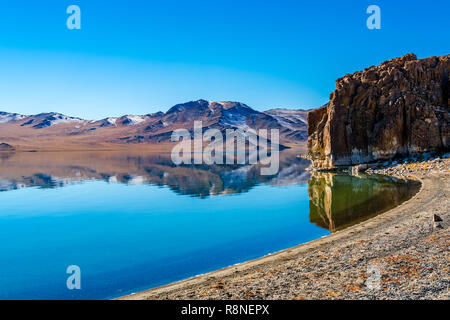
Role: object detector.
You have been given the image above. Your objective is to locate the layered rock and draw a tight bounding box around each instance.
[308,53,450,169]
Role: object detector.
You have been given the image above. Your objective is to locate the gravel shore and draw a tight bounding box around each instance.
[121,158,449,300]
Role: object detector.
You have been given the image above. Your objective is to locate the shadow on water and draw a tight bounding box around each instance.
[308,172,421,232]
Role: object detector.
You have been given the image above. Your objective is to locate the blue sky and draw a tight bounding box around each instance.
[0,0,448,119]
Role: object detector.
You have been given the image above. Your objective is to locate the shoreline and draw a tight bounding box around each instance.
[119,158,449,300]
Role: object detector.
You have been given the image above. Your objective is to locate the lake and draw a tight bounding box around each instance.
[0,151,420,299]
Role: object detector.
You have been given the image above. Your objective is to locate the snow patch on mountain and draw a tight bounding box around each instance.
[0,112,27,123]
[219,112,249,130]
[106,118,118,126]
[122,115,148,125]
[264,109,308,130]
[31,114,84,128]
[50,115,84,125]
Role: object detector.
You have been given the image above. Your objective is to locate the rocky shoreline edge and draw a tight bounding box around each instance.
[119,158,449,300]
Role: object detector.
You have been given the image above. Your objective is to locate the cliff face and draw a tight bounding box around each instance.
[308,53,450,169]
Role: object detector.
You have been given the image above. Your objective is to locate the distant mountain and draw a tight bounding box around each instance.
[0,100,312,151]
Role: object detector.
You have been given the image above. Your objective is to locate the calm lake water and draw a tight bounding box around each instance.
[0,152,420,299]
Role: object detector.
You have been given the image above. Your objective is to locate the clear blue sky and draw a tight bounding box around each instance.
[0,0,448,119]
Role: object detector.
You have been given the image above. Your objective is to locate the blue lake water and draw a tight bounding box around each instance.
[0,152,420,299]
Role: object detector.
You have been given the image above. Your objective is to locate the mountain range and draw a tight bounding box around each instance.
[0,100,310,151]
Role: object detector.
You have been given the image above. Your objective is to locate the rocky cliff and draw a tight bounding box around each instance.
[308,53,450,169]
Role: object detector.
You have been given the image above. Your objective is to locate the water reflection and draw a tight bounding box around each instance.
[0,151,421,232]
[308,172,421,232]
[0,151,310,197]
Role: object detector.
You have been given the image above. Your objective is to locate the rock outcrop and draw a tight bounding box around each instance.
[308,53,450,169]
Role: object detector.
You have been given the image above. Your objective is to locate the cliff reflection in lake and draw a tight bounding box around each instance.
[308,172,421,232]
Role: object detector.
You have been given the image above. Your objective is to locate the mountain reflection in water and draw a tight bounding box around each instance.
[0,151,420,232]
[0,151,311,197]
